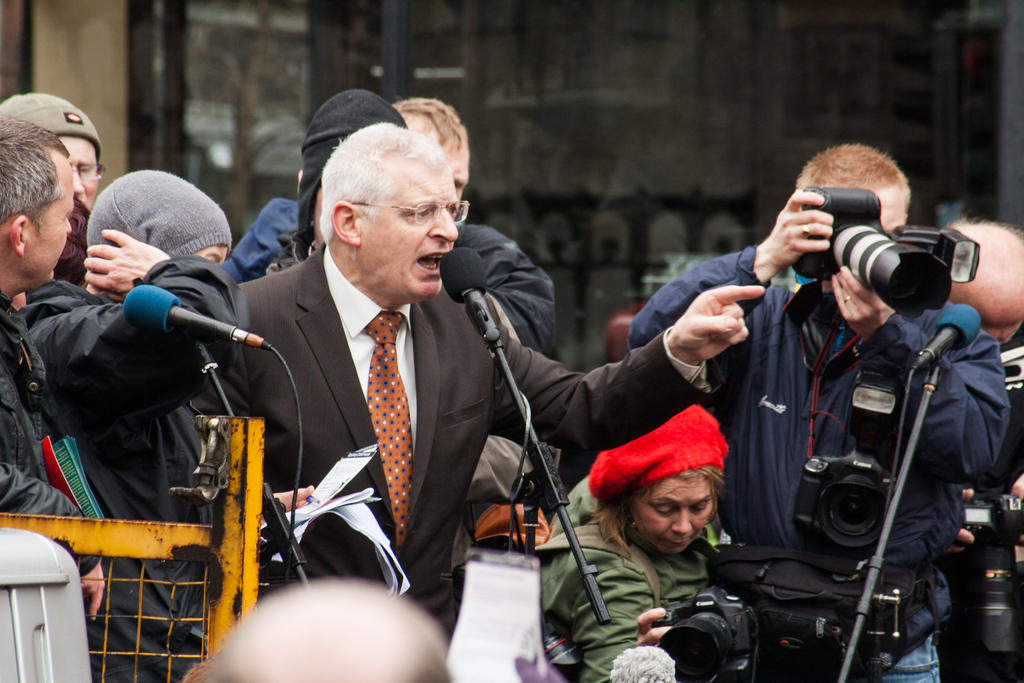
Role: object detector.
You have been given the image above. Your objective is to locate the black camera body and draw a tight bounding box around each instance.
[542,619,583,680]
[955,495,1024,653]
[793,187,953,316]
[793,371,899,548]
[963,493,1024,545]
[794,187,883,280]
[655,586,754,683]
[793,453,892,548]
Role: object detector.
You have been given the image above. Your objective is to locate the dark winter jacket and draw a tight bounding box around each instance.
[0,295,81,517]
[21,256,247,682]
[456,223,556,355]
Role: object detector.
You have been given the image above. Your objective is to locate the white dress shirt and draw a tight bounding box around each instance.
[323,250,417,447]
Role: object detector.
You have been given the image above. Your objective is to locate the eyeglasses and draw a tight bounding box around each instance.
[71,163,105,181]
[350,200,469,225]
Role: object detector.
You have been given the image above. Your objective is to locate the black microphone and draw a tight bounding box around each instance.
[440,247,502,346]
[123,284,268,349]
[910,303,981,371]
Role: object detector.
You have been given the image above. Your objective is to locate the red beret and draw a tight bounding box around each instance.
[588,405,727,501]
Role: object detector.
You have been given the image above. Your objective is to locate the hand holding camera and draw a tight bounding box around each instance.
[635,606,672,647]
[652,586,755,683]
[791,187,977,316]
[752,188,834,282]
[831,265,895,340]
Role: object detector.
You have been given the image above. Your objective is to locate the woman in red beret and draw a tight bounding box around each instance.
[538,405,727,683]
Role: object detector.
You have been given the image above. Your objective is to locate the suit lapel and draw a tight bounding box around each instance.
[409,302,439,518]
[293,254,389,504]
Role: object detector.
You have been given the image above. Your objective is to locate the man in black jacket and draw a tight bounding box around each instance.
[0,117,104,613]
[21,169,246,682]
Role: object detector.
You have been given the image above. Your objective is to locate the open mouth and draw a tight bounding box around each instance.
[418,254,444,270]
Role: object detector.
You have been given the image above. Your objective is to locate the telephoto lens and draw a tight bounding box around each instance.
[794,187,951,315]
[962,544,1022,652]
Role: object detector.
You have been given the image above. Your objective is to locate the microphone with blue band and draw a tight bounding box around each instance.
[910,303,981,371]
[123,284,268,349]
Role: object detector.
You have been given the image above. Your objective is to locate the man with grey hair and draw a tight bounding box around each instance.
[207,579,451,683]
[947,219,1024,344]
[209,121,763,629]
[0,116,104,611]
[0,116,76,513]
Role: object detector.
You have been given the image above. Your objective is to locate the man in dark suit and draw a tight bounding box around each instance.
[211,121,764,629]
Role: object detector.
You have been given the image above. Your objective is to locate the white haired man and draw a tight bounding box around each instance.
[206,121,763,629]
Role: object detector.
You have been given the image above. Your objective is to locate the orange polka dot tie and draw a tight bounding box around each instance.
[366,311,413,547]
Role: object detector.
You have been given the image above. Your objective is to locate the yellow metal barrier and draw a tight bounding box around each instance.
[0,416,263,678]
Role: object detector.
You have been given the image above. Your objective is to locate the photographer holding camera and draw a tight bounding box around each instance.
[628,144,1009,680]
[539,406,727,683]
[937,218,1024,682]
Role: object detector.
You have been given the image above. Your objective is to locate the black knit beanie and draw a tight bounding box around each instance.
[293,89,406,261]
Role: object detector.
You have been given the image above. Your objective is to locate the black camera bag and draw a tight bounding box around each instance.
[709,544,935,677]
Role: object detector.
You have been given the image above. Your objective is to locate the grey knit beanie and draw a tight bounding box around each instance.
[0,92,102,159]
[87,170,232,257]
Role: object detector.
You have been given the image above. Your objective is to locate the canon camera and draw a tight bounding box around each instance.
[655,586,754,683]
[793,372,899,548]
[794,187,978,316]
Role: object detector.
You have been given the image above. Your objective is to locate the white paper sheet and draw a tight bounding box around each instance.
[447,550,548,683]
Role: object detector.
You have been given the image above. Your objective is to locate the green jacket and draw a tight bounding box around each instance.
[539,479,714,683]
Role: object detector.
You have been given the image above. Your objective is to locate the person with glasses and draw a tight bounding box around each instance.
[201,121,764,632]
[227,91,557,358]
[0,93,105,211]
[0,94,105,298]
[222,89,408,282]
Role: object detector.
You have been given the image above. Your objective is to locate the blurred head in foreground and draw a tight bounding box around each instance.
[207,579,451,683]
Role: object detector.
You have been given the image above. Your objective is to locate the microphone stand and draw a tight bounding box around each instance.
[197,344,308,584]
[480,327,610,625]
[837,363,943,683]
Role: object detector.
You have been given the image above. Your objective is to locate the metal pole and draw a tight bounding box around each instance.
[381,0,411,101]
[998,0,1024,223]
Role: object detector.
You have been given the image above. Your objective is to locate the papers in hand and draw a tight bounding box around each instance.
[308,443,378,505]
[278,487,409,596]
[290,488,379,526]
[270,445,410,595]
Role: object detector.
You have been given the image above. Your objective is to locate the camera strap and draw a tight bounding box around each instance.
[785,282,861,379]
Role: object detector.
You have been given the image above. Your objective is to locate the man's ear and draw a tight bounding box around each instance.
[331,202,361,247]
[3,215,29,258]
